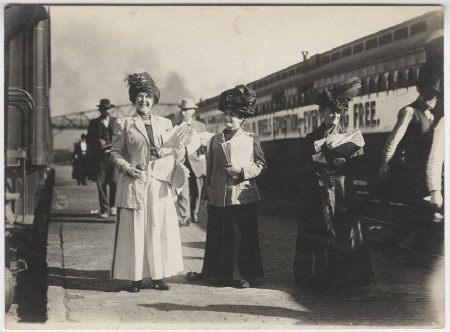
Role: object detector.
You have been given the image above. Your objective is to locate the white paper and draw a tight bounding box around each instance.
[161,122,188,148]
[186,133,201,155]
[151,155,175,182]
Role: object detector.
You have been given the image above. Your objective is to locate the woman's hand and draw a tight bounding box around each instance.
[176,126,193,146]
[225,164,242,178]
[379,161,390,179]
[333,157,346,167]
[125,166,144,179]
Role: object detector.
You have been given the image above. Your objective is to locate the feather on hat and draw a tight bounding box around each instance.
[315,77,361,112]
[126,72,160,105]
[218,84,257,117]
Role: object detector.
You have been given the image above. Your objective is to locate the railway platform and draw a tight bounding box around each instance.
[5,165,444,329]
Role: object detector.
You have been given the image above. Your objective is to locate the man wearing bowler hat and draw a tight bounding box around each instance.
[87,98,119,218]
[175,98,207,226]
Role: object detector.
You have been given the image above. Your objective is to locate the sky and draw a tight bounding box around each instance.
[49,5,440,116]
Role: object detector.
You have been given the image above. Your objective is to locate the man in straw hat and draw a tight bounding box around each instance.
[87,98,119,218]
[174,98,208,226]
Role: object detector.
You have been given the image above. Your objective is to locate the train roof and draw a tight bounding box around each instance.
[198,9,442,110]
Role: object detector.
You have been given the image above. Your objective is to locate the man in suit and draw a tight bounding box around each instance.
[87,98,119,218]
[72,133,88,186]
[175,98,207,226]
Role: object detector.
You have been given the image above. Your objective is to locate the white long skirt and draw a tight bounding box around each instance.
[111,176,184,281]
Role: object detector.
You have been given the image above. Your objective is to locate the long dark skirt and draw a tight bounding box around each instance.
[293,175,373,287]
[202,203,264,281]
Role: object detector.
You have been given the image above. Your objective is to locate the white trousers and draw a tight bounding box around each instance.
[111,176,184,281]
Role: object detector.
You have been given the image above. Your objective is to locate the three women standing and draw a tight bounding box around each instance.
[111,72,190,292]
[201,85,267,288]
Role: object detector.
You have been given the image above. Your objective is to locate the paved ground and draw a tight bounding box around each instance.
[5,165,445,329]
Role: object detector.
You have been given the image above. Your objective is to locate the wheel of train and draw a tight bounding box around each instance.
[5,267,15,313]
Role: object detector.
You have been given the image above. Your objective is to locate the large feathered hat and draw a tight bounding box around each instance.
[218,85,257,117]
[417,66,443,95]
[126,72,160,105]
[315,77,361,112]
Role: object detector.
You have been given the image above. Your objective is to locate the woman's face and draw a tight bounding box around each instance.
[223,110,244,130]
[135,92,154,114]
[419,86,439,110]
[321,106,341,127]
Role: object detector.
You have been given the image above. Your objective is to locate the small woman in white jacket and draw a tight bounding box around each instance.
[110,72,191,292]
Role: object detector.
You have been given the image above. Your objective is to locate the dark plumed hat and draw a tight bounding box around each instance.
[126,72,160,105]
[315,77,361,112]
[218,85,257,117]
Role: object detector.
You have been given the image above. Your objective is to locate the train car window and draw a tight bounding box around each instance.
[397,70,407,88]
[353,43,364,54]
[410,21,426,35]
[276,74,281,81]
[394,27,408,40]
[387,72,396,90]
[320,55,330,65]
[282,72,287,79]
[331,52,341,61]
[341,47,352,58]
[365,38,378,50]
[296,67,302,74]
[379,33,393,45]
[408,67,418,86]
[361,78,368,95]
[369,77,377,93]
[377,73,387,92]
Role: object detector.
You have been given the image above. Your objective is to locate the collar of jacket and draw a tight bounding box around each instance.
[131,113,160,144]
[216,127,244,144]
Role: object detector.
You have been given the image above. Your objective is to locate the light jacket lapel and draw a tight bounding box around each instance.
[151,115,162,149]
[132,114,149,143]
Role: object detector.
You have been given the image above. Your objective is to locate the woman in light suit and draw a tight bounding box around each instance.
[111,72,190,292]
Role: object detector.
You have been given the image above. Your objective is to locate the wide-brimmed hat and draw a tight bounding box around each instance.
[218,85,256,117]
[126,72,160,105]
[178,98,198,110]
[97,98,115,110]
[315,77,361,113]
[417,68,443,95]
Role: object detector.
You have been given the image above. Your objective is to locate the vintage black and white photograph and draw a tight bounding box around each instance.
[3,2,445,329]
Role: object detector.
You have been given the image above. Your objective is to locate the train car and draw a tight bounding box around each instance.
[196,10,443,197]
[4,5,54,313]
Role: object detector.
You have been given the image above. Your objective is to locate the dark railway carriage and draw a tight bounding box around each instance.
[4,5,53,314]
[196,11,443,251]
[197,11,443,190]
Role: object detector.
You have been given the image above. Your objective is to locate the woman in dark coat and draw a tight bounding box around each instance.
[293,77,373,289]
[200,85,267,289]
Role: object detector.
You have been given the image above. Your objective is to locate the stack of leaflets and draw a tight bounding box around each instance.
[312,130,365,164]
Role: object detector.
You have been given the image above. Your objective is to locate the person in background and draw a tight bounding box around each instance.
[427,98,444,213]
[293,77,373,289]
[379,68,442,263]
[110,72,191,292]
[87,98,119,218]
[175,98,208,226]
[72,133,88,186]
[197,85,266,289]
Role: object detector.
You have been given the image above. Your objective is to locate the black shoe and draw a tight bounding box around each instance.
[153,279,170,290]
[129,280,142,292]
[231,279,250,289]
